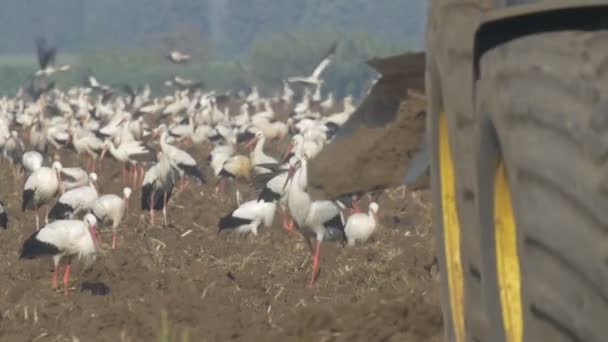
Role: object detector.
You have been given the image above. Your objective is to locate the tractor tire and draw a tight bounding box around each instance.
[475,30,608,342]
[428,58,488,341]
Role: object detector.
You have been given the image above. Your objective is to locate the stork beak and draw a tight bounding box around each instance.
[90,225,100,247]
[244,137,258,150]
[282,143,294,161]
[100,147,108,161]
[283,165,296,191]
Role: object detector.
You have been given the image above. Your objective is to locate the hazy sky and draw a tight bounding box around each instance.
[0,0,427,55]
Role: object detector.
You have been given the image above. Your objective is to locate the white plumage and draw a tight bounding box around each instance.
[21,150,44,174]
[93,187,132,249]
[141,152,179,226]
[218,199,277,235]
[344,202,379,246]
[49,173,98,220]
[248,131,279,175]
[60,167,90,191]
[23,161,63,229]
[287,42,336,87]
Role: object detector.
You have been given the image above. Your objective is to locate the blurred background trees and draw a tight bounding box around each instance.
[0,0,425,96]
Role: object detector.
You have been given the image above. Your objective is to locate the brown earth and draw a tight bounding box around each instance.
[0,109,442,341]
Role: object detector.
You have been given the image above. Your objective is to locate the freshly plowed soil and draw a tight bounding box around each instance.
[0,120,441,341]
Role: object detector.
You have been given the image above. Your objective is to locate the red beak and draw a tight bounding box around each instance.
[244,137,258,150]
[282,143,294,161]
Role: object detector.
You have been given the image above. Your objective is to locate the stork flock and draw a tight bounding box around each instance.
[1,39,384,295]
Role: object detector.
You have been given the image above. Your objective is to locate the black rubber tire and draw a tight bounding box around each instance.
[476,30,608,342]
[427,55,488,342]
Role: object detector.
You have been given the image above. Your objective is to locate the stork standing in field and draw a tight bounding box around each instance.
[20,213,99,295]
[287,42,337,87]
[285,156,345,286]
[246,131,279,175]
[92,187,131,249]
[4,130,25,179]
[344,202,379,246]
[48,173,98,220]
[159,130,205,189]
[23,161,63,230]
[141,152,179,226]
[218,198,277,236]
[100,139,149,188]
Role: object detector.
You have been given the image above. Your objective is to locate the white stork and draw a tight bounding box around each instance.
[141,152,179,226]
[218,199,277,236]
[246,131,279,175]
[19,213,99,295]
[167,51,192,64]
[287,42,337,87]
[285,156,345,286]
[92,187,132,249]
[344,202,379,246]
[23,161,63,229]
[48,173,98,220]
[159,130,205,188]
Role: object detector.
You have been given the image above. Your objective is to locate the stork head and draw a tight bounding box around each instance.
[123,187,132,199]
[369,202,379,221]
[51,161,63,173]
[83,213,99,247]
[245,131,263,150]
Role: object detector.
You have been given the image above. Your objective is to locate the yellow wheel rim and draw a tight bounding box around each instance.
[494,161,523,342]
[438,113,465,342]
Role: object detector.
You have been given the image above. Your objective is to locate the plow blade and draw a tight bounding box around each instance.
[308,52,428,199]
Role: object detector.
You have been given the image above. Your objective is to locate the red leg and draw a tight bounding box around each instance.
[112,231,117,249]
[63,263,71,296]
[132,165,137,189]
[309,240,322,287]
[52,264,59,289]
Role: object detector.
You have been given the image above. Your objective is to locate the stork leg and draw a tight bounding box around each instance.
[112,230,117,249]
[132,165,138,190]
[63,262,71,296]
[309,239,322,287]
[44,206,49,224]
[162,192,168,227]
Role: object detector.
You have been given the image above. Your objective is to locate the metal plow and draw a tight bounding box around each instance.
[308,52,428,200]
